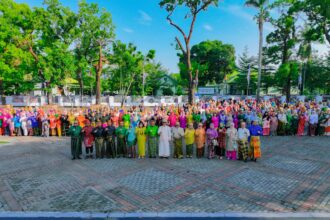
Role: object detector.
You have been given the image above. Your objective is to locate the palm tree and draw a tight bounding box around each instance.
[245,0,269,101]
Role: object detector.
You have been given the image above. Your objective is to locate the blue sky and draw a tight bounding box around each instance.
[16,0,329,73]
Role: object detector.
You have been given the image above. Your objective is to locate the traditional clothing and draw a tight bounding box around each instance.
[184,128,195,158]
[172,126,184,158]
[135,127,146,157]
[116,126,128,157]
[206,128,218,159]
[226,127,237,160]
[249,124,262,161]
[195,127,205,158]
[82,125,94,157]
[69,125,82,159]
[158,124,172,158]
[237,128,250,161]
[216,127,226,158]
[146,125,158,158]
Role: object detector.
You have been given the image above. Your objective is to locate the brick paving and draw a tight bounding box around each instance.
[0,136,329,213]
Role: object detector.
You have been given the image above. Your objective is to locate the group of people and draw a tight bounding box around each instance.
[0,97,329,162]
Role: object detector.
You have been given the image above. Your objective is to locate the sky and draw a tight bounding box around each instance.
[16,0,330,73]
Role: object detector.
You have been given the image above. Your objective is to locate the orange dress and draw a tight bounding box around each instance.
[195,128,205,148]
[77,115,85,128]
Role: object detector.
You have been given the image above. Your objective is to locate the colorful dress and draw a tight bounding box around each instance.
[135,127,146,157]
[184,128,195,157]
[195,128,205,158]
[249,125,262,160]
[226,127,238,160]
[146,125,158,158]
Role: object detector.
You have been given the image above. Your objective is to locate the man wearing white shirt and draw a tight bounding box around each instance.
[309,110,318,136]
[237,122,250,162]
[158,119,172,159]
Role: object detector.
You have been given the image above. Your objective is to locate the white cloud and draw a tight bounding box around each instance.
[138,10,152,25]
[203,24,213,31]
[123,28,134,33]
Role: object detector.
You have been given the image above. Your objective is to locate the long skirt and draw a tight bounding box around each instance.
[226,150,237,160]
[197,147,204,158]
[263,127,270,136]
[207,142,215,159]
[249,136,261,159]
[148,136,158,158]
[186,144,193,157]
[105,136,116,158]
[95,137,104,158]
[277,121,286,136]
[173,138,183,158]
[127,140,136,158]
[71,137,81,159]
[117,136,127,157]
[238,139,249,160]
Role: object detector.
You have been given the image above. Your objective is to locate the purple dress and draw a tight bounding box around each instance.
[179,115,187,129]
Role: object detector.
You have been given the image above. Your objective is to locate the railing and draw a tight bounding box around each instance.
[0,95,328,107]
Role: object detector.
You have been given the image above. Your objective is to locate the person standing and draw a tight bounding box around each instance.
[216,123,226,160]
[269,112,278,136]
[237,122,250,162]
[226,123,238,160]
[104,120,116,158]
[206,123,218,159]
[92,121,105,158]
[262,113,270,136]
[172,122,185,159]
[127,124,137,158]
[135,121,147,158]
[297,112,307,136]
[184,123,195,158]
[309,110,318,136]
[69,120,82,160]
[158,119,172,159]
[195,123,205,158]
[116,121,128,157]
[146,119,158,158]
[248,120,262,162]
[82,120,94,159]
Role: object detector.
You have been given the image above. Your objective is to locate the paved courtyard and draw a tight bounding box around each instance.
[0,136,329,213]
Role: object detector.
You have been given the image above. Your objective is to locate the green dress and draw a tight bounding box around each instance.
[123,114,130,129]
[146,125,158,157]
[69,126,82,159]
[116,126,128,157]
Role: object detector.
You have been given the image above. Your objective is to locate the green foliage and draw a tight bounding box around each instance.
[178,40,236,86]
[232,47,258,94]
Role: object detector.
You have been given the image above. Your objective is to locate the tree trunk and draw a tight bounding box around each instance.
[257,17,263,102]
[46,82,52,104]
[77,70,83,104]
[95,44,103,105]
[186,46,195,104]
[286,64,292,102]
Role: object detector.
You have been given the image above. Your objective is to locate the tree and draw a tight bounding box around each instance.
[266,9,298,100]
[290,0,330,45]
[74,0,115,104]
[245,0,270,101]
[235,47,258,95]
[0,0,34,96]
[159,0,219,104]
[105,41,155,106]
[179,40,236,86]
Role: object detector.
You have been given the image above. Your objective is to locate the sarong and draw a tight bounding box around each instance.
[249,136,261,159]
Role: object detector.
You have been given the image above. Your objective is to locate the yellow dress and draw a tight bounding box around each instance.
[135,127,146,157]
[186,114,193,124]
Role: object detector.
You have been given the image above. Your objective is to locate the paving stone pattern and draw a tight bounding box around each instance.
[0,136,329,213]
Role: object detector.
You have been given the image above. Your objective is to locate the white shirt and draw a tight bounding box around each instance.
[172,127,184,139]
[237,128,250,141]
[309,113,318,124]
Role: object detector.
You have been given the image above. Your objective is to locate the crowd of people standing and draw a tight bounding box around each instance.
[0,98,329,162]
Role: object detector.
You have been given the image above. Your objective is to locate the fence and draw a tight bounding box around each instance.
[1,95,328,107]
